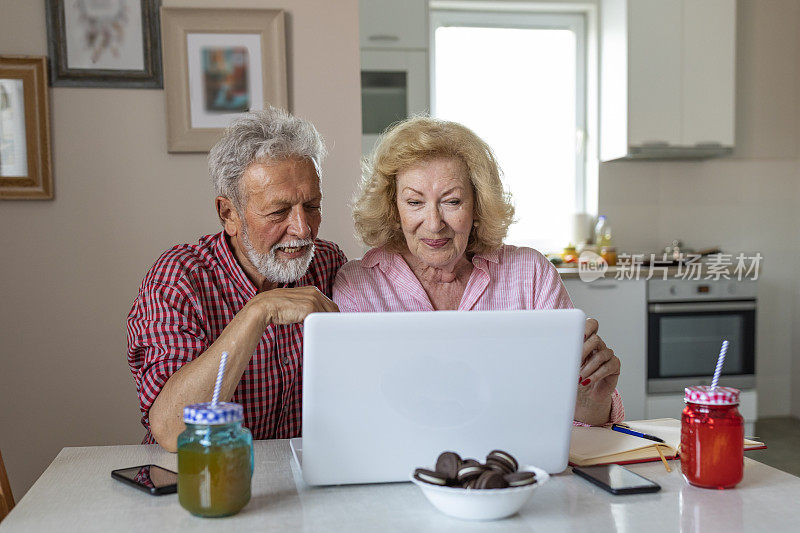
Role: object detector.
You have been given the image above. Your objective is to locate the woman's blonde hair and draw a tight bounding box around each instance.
[353,116,515,255]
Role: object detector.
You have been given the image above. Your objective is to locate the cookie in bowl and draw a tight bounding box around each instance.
[411,451,550,520]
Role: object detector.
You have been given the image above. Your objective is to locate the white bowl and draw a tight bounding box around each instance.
[410,465,549,521]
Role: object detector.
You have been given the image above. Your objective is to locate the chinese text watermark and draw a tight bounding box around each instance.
[577,252,762,282]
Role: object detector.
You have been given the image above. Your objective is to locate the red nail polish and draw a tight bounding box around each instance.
[581,378,591,386]
[578,376,583,383]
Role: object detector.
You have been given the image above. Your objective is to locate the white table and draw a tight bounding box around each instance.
[2,440,799,532]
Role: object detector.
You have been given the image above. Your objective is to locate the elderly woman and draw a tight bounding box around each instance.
[333,116,623,425]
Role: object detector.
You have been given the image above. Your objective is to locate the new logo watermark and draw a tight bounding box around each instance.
[578,251,608,282]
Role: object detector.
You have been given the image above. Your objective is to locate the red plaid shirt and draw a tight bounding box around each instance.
[126,232,346,443]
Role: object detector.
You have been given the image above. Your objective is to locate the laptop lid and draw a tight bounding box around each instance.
[300,309,585,485]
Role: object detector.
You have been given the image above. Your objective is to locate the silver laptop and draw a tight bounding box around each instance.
[291,309,585,485]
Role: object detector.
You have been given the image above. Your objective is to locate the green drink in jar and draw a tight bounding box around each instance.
[178,402,253,517]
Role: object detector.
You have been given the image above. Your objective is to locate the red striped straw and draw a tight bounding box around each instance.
[211,351,229,407]
[710,340,729,390]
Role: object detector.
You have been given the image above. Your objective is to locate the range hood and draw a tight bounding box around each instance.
[624,143,734,160]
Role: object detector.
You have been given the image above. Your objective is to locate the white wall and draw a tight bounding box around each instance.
[0,0,361,499]
[599,0,800,417]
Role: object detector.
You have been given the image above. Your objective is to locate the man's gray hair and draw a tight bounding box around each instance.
[208,107,327,210]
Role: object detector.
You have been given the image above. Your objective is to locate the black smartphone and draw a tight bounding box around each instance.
[111,465,178,495]
[572,464,661,495]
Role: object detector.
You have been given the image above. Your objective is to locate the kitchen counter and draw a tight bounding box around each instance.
[3,440,799,532]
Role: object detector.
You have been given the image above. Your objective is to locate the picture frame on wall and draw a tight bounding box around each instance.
[160,6,288,152]
[45,0,163,88]
[0,57,53,200]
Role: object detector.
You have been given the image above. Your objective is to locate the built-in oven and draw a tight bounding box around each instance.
[360,49,428,156]
[647,278,757,393]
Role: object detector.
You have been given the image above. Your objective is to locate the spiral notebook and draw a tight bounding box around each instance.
[569,418,766,467]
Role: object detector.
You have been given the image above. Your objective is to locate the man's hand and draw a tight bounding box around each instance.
[251,286,339,326]
[150,285,338,452]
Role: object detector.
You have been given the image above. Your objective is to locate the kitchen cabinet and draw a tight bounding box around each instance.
[359,0,428,50]
[359,0,429,157]
[600,0,736,160]
[563,278,647,420]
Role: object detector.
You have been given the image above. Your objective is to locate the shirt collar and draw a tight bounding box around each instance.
[361,246,390,270]
[474,247,501,265]
[213,231,258,298]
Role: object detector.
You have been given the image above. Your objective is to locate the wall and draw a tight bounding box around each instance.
[0,0,361,499]
[599,0,800,417]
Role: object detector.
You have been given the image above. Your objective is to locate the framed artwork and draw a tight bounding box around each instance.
[161,6,288,152]
[0,57,53,200]
[45,0,163,88]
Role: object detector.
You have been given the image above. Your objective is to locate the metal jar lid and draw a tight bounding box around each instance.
[183,402,243,425]
[684,385,740,406]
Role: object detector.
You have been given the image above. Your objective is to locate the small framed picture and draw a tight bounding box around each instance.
[161,6,288,152]
[0,57,53,200]
[45,0,163,88]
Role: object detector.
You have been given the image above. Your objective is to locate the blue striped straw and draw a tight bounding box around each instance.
[710,340,729,390]
[211,351,229,406]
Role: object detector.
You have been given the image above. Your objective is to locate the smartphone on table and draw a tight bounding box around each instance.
[572,464,661,495]
[111,465,177,495]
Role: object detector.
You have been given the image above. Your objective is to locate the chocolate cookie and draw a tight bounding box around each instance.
[486,450,518,474]
[504,471,537,487]
[414,468,448,486]
[456,463,485,484]
[435,451,462,480]
[474,469,509,489]
[463,477,478,489]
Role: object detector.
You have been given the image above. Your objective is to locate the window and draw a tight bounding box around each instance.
[431,7,589,253]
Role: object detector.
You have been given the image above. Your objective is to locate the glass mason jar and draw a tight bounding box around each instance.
[178,402,253,517]
[680,386,744,489]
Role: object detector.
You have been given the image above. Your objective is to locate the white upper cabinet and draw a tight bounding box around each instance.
[600,0,736,160]
[681,0,736,147]
[359,0,428,50]
[627,0,683,148]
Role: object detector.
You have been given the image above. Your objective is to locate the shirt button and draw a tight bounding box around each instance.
[282,356,290,365]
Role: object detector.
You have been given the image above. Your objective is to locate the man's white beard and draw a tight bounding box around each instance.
[241,225,315,284]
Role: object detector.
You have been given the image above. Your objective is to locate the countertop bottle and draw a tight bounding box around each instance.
[680,386,744,489]
[178,402,253,517]
[594,215,612,247]
[594,216,617,266]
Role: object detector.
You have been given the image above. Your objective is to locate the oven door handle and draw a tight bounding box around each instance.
[649,301,756,313]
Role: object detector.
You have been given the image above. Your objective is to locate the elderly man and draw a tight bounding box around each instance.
[127,108,344,451]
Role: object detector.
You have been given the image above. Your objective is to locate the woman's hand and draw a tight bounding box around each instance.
[575,318,621,424]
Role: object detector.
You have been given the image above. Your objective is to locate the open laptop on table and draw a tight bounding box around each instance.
[291,309,585,485]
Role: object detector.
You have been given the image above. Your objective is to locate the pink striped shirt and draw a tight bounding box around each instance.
[333,244,624,424]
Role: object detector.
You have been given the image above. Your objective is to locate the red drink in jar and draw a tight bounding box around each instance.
[680,386,743,489]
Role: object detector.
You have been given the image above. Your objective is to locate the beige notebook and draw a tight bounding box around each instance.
[569,418,765,467]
